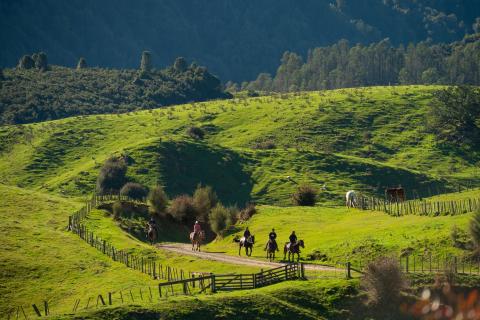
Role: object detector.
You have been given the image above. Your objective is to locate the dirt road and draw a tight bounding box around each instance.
[156,243,343,272]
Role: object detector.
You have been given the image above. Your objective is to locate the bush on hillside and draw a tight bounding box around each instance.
[292,184,317,206]
[193,184,218,220]
[140,51,152,73]
[34,52,48,71]
[186,126,205,140]
[174,57,188,72]
[168,195,198,223]
[148,185,169,217]
[209,204,235,237]
[238,203,257,222]
[120,182,149,200]
[96,157,128,194]
[469,209,480,253]
[17,55,35,70]
[112,201,125,220]
[361,257,407,306]
[252,140,276,150]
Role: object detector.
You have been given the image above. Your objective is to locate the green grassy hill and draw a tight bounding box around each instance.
[1,85,478,206]
[2,85,480,318]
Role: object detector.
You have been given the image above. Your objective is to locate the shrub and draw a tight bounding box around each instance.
[186,126,205,140]
[168,195,197,223]
[112,201,125,220]
[469,209,480,252]
[77,57,87,69]
[209,204,233,237]
[120,182,149,200]
[96,157,128,194]
[0,68,4,80]
[292,184,317,206]
[148,185,169,216]
[252,140,276,150]
[238,203,257,221]
[193,184,218,220]
[361,257,407,306]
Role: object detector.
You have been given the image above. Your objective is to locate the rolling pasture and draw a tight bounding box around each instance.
[1,85,480,319]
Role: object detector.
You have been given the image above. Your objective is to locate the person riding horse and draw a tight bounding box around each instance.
[193,220,201,236]
[264,228,279,251]
[146,217,157,244]
[287,231,298,252]
[243,227,251,239]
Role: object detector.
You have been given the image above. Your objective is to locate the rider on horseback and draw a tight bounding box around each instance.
[265,228,279,251]
[244,227,251,238]
[193,220,202,236]
[148,217,156,229]
[288,231,298,251]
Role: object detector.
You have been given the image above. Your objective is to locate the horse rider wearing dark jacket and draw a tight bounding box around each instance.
[244,227,251,238]
[289,231,297,244]
[265,228,279,251]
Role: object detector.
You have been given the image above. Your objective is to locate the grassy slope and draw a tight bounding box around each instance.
[2,85,480,317]
[54,279,361,320]
[1,85,479,206]
[0,185,159,316]
[207,205,472,265]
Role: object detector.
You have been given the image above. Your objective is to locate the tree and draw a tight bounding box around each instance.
[168,195,197,223]
[193,184,218,220]
[473,17,480,34]
[0,68,4,80]
[77,57,87,69]
[148,185,169,216]
[34,52,48,71]
[470,209,480,253]
[209,204,234,237]
[96,157,128,194]
[174,57,188,72]
[140,51,152,72]
[17,55,35,70]
[120,182,149,200]
[427,86,480,146]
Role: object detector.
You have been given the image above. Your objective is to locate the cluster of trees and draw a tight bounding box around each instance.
[1,1,478,81]
[0,52,230,125]
[236,36,480,92]
[427,86,480,149]
[96,156,255,237]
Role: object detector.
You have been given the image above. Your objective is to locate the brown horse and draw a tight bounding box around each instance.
[236,235,255,256]
[146,225,157,245]
[265,239,277,261]
[190,231,205,251]
[284,240,305,262]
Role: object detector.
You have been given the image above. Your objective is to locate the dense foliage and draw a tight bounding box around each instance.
[148,185,169,217]
[240,36,480,92]
[292,184,317,206]
[428,86,480,148]
[119,182,149,200]
[96,157,128,195]
[0,61,230,124]
[1,0,479,81]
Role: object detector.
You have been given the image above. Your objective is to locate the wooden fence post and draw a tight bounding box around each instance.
[32,304,41,317]
[346,262,351,279]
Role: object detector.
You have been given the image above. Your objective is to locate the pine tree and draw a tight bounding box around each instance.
[140,51,152,72]
[77,57,87,69]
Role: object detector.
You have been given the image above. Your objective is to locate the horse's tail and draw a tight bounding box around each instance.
[233,238,240,243]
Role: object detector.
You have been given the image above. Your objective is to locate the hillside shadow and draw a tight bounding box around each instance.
[151,140,254,206]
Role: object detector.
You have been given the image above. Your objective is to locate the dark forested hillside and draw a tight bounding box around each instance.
[240,35,480,92]
[0,0,479,81]
[0,60,230,124]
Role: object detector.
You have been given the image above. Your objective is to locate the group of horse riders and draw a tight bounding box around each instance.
[261,228,299,252]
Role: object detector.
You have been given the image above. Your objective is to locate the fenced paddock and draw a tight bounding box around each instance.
[357,195,480,216]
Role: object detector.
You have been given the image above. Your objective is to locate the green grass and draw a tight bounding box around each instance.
[2,85,480,318]
[53,278,361,320]
[1,85,479,206]
[207,205,472,265]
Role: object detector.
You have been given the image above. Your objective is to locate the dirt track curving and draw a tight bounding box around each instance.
[156,243,343,272]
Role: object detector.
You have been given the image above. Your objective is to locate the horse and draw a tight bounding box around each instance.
[190,231,205,251]
[236,235,255,256]
[146,225,157,245]
[346,190,357,208]
[385,187,405,202]
[284,240,305,262]
[265,239,277,261]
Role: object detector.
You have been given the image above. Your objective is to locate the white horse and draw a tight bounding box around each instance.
[345,190,357,208]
